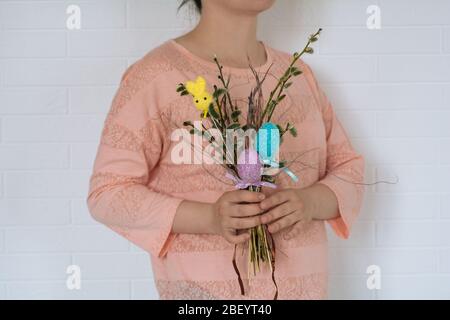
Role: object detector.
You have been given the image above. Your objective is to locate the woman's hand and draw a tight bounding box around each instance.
[211,190,266,245]
[259,184,339,240]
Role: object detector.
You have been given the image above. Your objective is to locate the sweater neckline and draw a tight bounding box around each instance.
[167,38,274,76]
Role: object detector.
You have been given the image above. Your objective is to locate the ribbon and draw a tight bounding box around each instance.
[261,159,299,183]
[225,172,277,189]
[268,227,278,300]
[232,244,245,296]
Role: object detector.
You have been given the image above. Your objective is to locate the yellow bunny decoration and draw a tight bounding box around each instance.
[185,76,212,118]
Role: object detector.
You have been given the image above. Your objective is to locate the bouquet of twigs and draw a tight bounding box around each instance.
[175,28,322,299]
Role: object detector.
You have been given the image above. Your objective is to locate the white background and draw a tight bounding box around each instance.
[0,0,450,299]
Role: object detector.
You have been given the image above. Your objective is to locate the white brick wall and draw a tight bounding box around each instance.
[0,0,449,300]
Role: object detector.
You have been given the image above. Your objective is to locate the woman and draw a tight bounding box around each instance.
[87,0,365,299]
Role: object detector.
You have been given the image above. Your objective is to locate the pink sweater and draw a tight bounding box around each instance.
[87,39,365,299]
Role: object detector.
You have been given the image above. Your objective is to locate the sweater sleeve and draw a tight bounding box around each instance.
[302,61,366,239]
[86,63,184,258]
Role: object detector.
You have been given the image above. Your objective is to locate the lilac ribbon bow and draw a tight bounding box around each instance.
[226,172,277,190]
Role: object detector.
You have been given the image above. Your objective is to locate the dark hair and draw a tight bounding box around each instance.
[178,0,202,13]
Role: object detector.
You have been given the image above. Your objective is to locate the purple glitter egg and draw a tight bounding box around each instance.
[237,149,262,185]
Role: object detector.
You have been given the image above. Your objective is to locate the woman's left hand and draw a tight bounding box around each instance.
[260,183,339,239]
[259,187,318,240]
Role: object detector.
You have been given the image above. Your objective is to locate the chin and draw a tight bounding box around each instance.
[218,0,276,15]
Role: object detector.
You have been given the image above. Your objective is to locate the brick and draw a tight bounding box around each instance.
[352,138,438,165]
[329,276,375,300]
[70,143,98,169]
[377,276,450,299]
[0,31,66,58]
[258,26,317,53]
[323,83,449,110]
[444,28,450,53]
[0,199,71,226]
[131,280,160,300]
[0,2,69,29]
[0,283,6,300]
[307,56,378,83]
[374,165,450,193]
[376,222,450,246]
[379,0,450,26]
[0,1,126,29]
[320,28,441,54]
[330,248,437,275]
[3,116,104,142]
[361,194,438,220]
[439,249,450,273]
[0,231,4,253]
[128,0,186,29]
[0,88,67,114]
[69,87,115,114]
[72,253,153,279]
[440,139,450,164]
[0,173,3,197]
[264,0,378,27]
[0,144,69,169]
[5,170,90,197]
[0,254,71,281]
[6,280,130,300]
[335,110,376,138]
[441,195,450,218]
[4,59,127,86]
[71,199,98,225]
[69,30,180,57]
[379,56,450,82]
[5,226,129,253]
[377,111,450,137]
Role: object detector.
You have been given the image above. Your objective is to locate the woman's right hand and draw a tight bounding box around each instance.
[211,190,266,244]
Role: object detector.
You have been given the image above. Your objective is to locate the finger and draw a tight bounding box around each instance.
[260,202,295,224]
[224,229,250,244]
[229,203,264,217]
[260,186,278,198]
[226,216,262,230]
[260,190,291,210]
[267,213,297,234]
[224,190,265,204]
